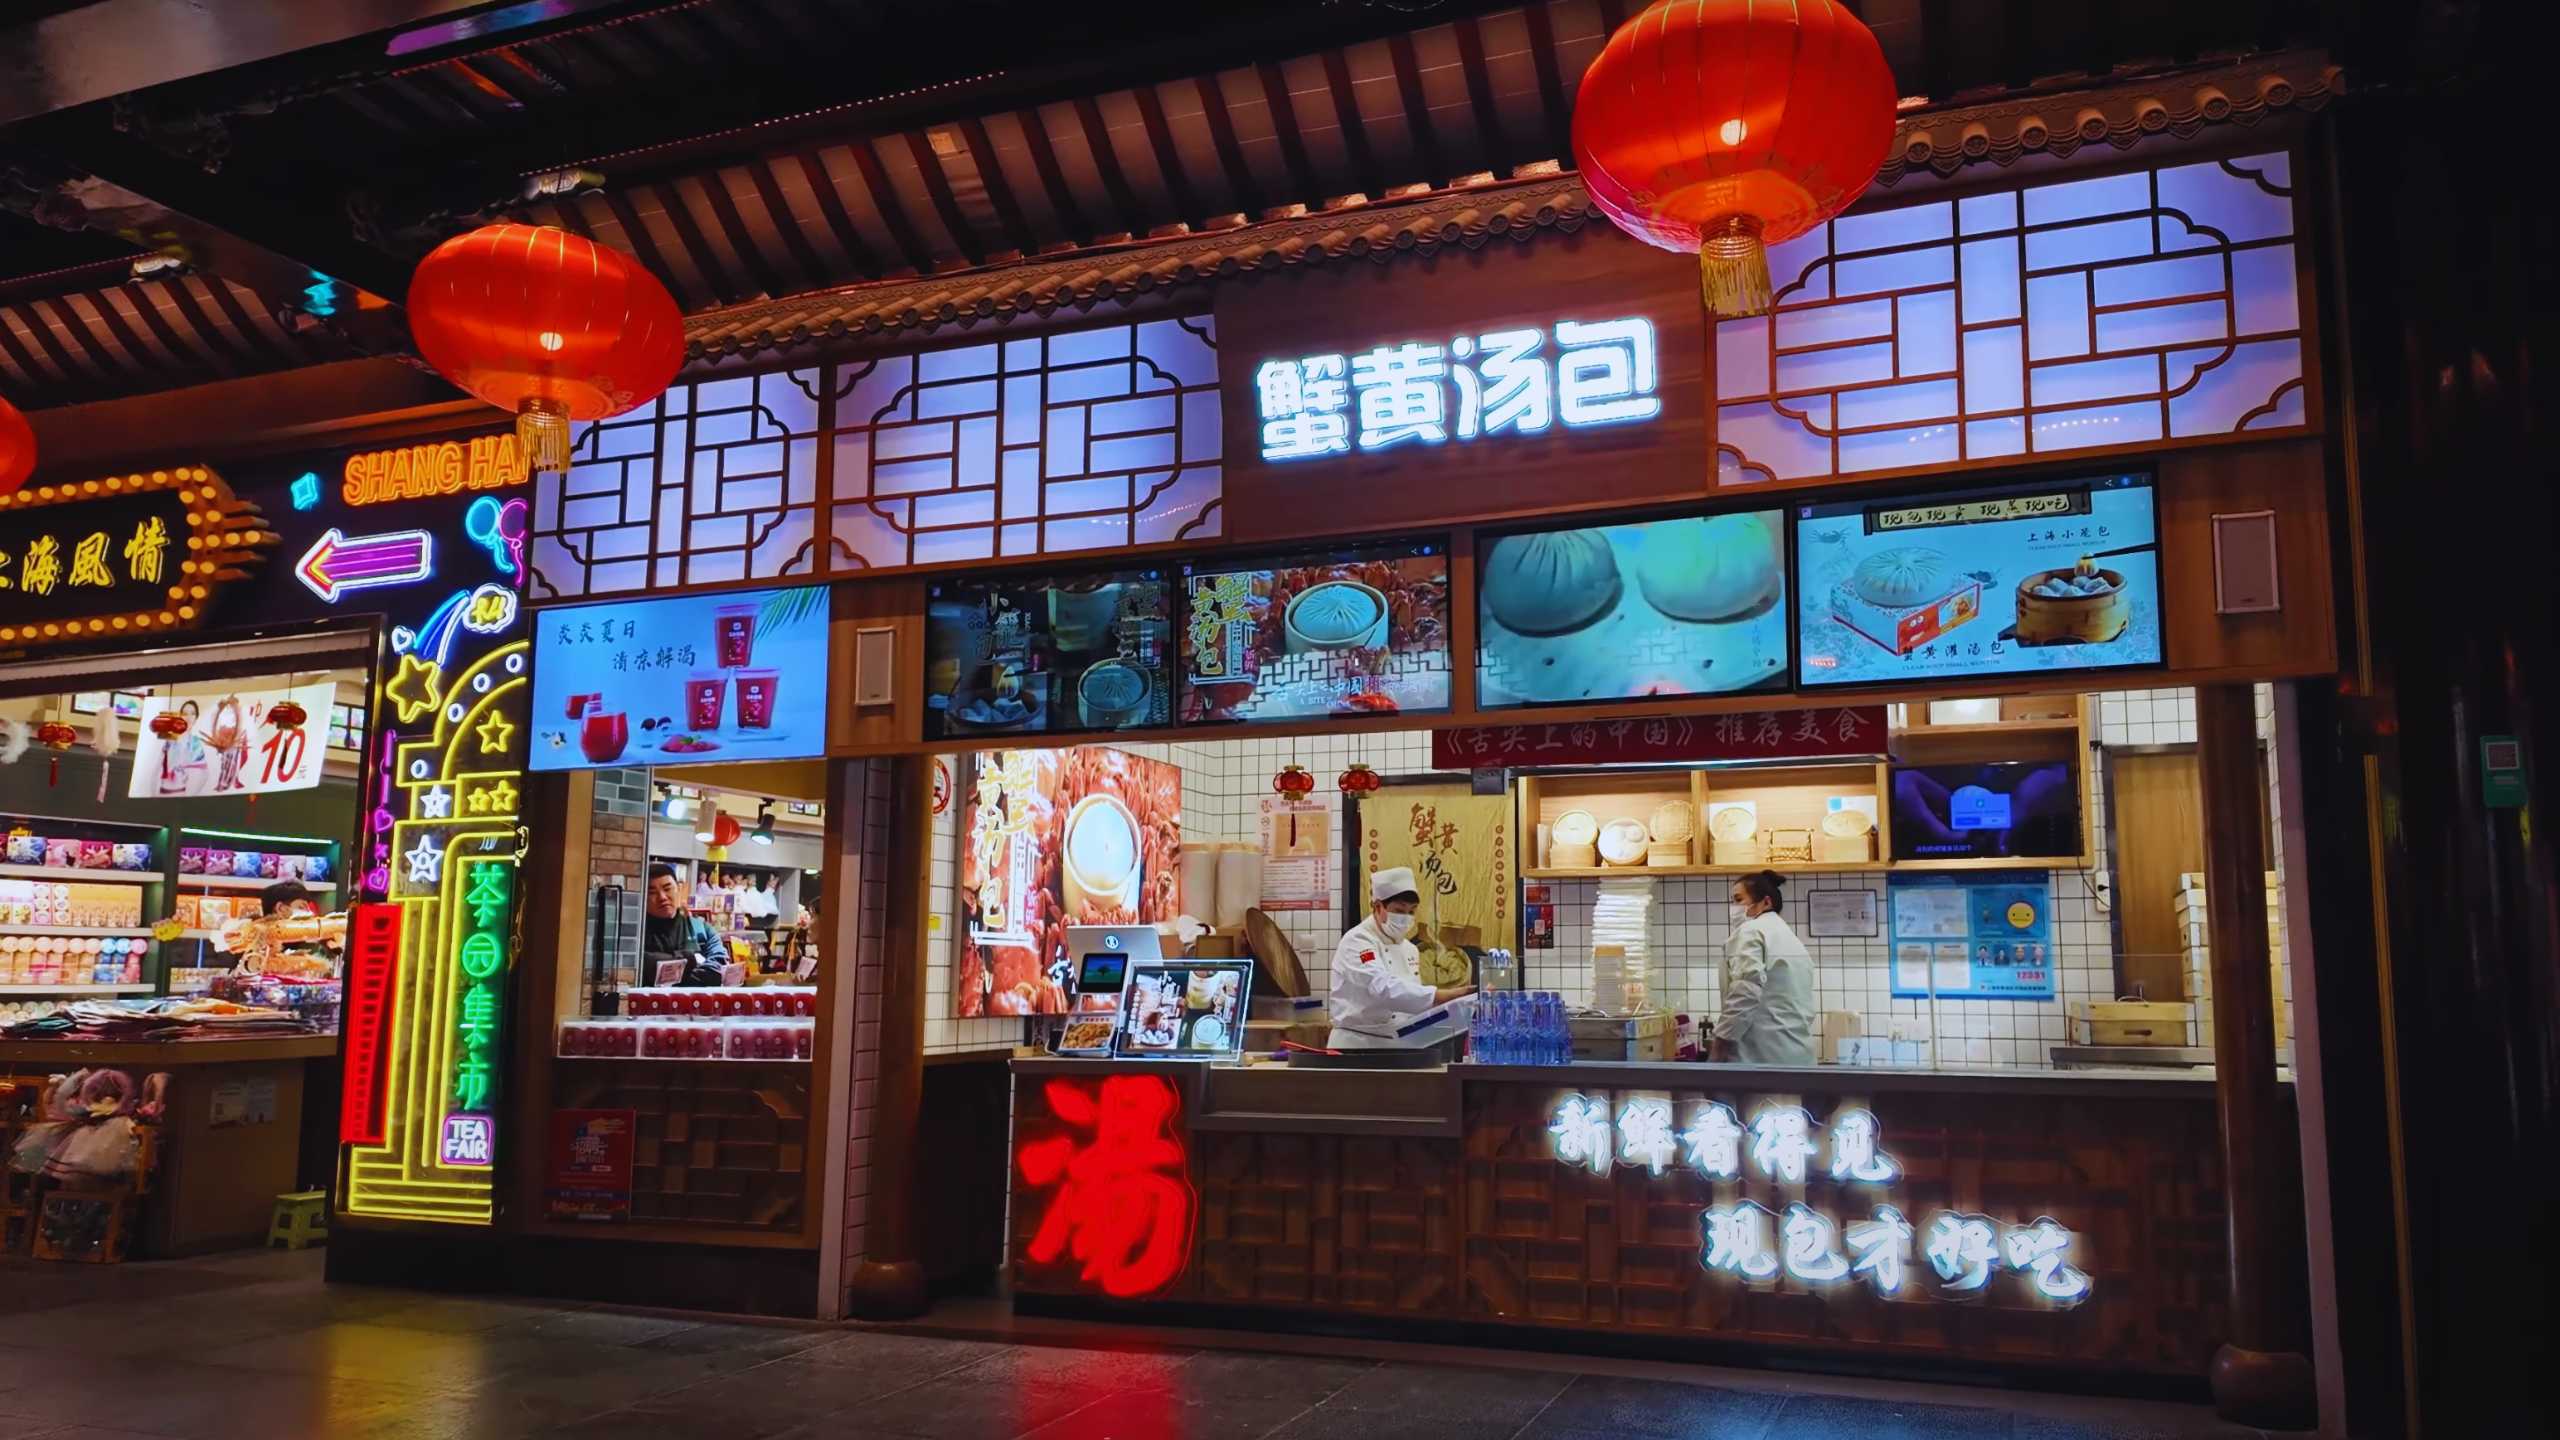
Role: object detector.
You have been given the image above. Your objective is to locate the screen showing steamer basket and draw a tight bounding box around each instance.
[1177,539,1451,723]
[923,569,1174,739]
[1791,473,2163,688]
[1475,510,1790,707]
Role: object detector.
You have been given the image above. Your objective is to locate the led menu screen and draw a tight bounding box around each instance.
[924,571,1174,738]
[1476,510,1790,707]
[1112,958,1254,1060]
[530,585,829,770]
[1793,473,2162,688]
[1178,541,1451,723]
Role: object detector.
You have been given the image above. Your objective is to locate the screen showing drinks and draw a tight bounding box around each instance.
[1889,762,2082,860]
[1112,959,1253,1059]
[1792,473,2162,688]
[529,585,830,770]
[1475,510,1790,707]
[1178,541,1451,723]
[923,571,1173,738]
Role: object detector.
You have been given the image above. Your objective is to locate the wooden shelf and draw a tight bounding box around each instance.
[0,983,153,995]
[1895,718,2082,740]
[1891,855,2091,872]
[0,925,154,938]
[176,874,337,893]
[1524,862,1892,880]
[0,863,158,883]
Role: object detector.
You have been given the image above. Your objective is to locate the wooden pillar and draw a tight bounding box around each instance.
[2196,683,2315,1426]
[843,754,930,1318]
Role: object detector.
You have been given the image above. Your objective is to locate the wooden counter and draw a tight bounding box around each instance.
[4,1034,335,1256]
[1009,1058,2289,1391]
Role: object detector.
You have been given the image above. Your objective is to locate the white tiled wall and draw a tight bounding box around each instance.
[916,685,2298,1068]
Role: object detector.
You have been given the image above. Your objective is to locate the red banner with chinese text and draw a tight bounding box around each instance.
[1430,706,1889,771]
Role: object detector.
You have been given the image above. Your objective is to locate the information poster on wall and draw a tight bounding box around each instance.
[1887,872,2054,1000]
[545,1108,636,1222]
[1806,887,1882,939]
[1255,797,1331,912]
[957,747,1182,1017]
[129,680,336,799]
[1359,783,1513,959]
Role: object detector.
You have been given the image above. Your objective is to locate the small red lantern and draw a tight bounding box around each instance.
[34,720,77,787]
[149,711,190,740]
[1337,763,1383,796]
[0,391,33,497]
[1573,0,1899,315]
[268,700,309,732]
[1272,764,1316,798]
[406,224,687,474]
[711,811,743,849]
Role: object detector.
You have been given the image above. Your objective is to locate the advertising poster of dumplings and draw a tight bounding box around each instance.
[1179,546,1450,722]
[130,680,337,798]
[957,746,1182,1017]
[1793,473,2162,688]
[922,572,1173,738]
[529,585,830,770]
[1359,784,1514,964]
[1477,511,1790,706]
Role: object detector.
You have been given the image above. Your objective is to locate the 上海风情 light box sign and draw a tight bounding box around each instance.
[1213,226,1710,542]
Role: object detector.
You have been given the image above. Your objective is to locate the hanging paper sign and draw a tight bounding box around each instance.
[1431,706,1888,770]
[0,465,271,649]
[1256,796,1331,913]
[128,680,336,799]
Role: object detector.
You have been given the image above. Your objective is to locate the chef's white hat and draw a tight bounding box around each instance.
[1371,866,1419,903]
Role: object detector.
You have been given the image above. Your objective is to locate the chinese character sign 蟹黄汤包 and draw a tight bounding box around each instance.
[1253,320,1662,462]
[1545,1091,2091,1307]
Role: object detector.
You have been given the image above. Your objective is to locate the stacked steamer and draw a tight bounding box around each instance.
[2176,871,2289,1052]
[1817,806,1876,863]
[1647,800,1695,868]
[1550,809,1600,869]
[1707,801,1760,866]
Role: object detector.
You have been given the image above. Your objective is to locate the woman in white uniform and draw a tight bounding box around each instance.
[1328,867,1475,1049]
[1712,870,1817,1065]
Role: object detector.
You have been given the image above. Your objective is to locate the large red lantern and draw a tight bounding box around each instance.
[0,391,34,497]
[406,224,686,473]
[1573,0,1898,316]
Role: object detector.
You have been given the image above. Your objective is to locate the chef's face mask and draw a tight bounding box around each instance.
[1380,911,1415,941]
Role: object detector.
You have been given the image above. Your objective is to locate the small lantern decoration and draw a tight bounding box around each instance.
[268,699,309,733]
[1337,762,1383,797]
[1272,764,1317,798]
[406,223,687,473]
[33,720,77,787]
[1572,0,1898,316]
[149,710,190,740]
[0,390,33,497]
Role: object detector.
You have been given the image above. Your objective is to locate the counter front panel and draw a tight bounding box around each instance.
[1010,1060,2250,1383]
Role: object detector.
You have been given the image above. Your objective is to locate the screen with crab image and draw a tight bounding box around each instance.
[957,746,1182,1017]
[1177,540,1451,723]
[1792,472,2162,688]
[527,585,831,770]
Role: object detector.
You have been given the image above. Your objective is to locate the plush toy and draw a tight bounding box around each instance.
[13,1069,167,1184]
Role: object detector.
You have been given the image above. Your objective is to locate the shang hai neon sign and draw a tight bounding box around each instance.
[1548,1091,2090,1307]
[1253,318,1660,461]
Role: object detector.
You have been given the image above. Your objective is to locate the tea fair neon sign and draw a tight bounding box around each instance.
[1253,319,1660,461]
[1547,1093,2090,1306]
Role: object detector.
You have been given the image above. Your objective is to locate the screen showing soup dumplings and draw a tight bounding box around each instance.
[1475,511,1791,707]
[1792,472,2162,688]
[1178,541,1451,723]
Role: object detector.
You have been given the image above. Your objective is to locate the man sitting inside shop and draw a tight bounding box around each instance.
[645,863,730,987]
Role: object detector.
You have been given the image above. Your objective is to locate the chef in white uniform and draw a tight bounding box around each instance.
[1328,866,1476,1049]
[1712,870,1818,1065]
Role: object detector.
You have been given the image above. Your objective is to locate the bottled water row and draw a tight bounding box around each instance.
[1473,988,1573,1066]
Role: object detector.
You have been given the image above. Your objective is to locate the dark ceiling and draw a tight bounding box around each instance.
[0,0,2325,411]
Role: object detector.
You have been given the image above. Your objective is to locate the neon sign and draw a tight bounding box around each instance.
[341,435,528,506]
[295,527,435,603]
[1017,1074,1195,1299]
[337,903,403,1147]
[439,857,510,1167]
[1548,1092,2091,1308]
[1253,318,1660,461]
[0,465,271,647]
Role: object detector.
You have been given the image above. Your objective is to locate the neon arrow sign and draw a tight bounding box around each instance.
[298,527,435,603]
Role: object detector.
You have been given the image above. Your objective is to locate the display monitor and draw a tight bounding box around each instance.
[1178,540,1451,723]
[529,585,829,770]
[1889,761,2082,861]
[1112,958,1254,1061]
[1475,510,1790,707]
[923,570,1173,738]
[1792,472,2162,688]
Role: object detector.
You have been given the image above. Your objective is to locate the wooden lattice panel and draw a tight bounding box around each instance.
[1192,1130,1462,1316]
[551,1059,809,1230]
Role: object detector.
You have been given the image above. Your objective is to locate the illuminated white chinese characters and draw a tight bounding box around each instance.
[1255,318,1661,462]
[1546,1092,2093,1307]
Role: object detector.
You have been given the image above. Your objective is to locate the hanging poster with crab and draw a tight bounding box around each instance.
[1176,540,1451,723]
[958,746,1182,1017]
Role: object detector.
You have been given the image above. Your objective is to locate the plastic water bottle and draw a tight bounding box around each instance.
[1475,990,1504,1064]
[1542,992,1570,1066]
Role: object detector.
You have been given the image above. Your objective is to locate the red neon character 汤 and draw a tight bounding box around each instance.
[1017,1074,1194,1298]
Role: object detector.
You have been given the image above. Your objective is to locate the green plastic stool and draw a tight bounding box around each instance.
[267,1191,329,1250]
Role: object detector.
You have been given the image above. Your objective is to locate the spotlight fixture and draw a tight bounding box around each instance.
[750,803,776,846]
[658,785,690,822]
[693,806,720,844]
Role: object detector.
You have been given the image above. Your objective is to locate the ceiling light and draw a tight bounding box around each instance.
[694,806,720,844]
[750,803,776,845]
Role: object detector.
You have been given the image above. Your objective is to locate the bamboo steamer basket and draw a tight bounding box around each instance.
[2015,566,2132,644]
